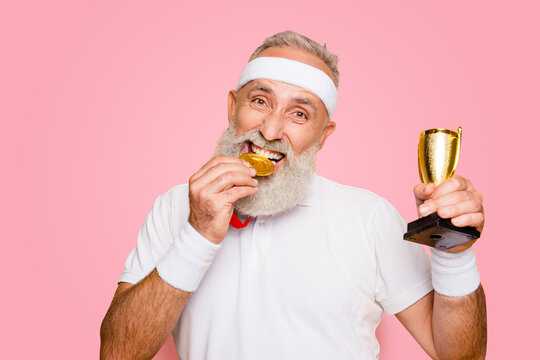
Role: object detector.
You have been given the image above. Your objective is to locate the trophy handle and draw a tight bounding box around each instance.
[454,126,462,176]
[457,126,462,152]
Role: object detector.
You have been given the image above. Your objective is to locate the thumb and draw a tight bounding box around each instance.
[414,183,435,206]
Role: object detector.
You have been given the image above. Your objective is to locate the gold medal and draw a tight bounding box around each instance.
[239,153,274,176]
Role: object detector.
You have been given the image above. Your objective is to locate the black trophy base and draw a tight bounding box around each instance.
[403,213,481,250]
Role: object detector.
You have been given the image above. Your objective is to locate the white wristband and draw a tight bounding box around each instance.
[156,222,221,292]
[430,247,480,297]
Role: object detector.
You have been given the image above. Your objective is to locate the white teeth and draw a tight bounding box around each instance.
[251,143,284,161]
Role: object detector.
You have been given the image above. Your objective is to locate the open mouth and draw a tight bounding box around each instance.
[246,142,286,165]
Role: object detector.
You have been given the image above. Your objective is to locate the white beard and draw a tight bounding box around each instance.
[214,120,318,217]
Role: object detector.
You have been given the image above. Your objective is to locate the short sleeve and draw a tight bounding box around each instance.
[119,186,187,284]
[372,199,433,315]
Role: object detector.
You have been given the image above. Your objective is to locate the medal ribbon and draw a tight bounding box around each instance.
[229,213,251,229]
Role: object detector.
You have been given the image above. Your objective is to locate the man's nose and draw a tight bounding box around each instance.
[259,111,286,141]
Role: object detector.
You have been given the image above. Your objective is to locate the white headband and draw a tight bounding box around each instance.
[236,57,338,118]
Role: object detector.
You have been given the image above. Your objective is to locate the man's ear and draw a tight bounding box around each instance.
[318,120,336,150]
[227,90,237,123]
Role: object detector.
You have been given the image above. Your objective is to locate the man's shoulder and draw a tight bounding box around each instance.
[163,183,189,199]
[314,175,384,205]
[313,174,400,219]
[157,183,190,209]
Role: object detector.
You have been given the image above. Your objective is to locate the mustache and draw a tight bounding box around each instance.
[235,129,293,156]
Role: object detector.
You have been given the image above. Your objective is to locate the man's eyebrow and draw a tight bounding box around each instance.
[293,97,316,110]
[247,84,274,96]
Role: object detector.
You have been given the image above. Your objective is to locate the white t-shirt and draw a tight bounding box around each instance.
[120,175,433,359]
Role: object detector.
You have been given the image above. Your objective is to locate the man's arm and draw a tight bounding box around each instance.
[396,286,487,360]
[100,270,190,360]
[396,176,487,359]
[100,156,258,359]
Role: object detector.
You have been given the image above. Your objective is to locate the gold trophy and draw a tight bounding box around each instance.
[403,127,480,250]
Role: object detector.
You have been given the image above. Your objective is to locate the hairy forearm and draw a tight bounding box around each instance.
[100,269,191,360]
[432,284,487,359]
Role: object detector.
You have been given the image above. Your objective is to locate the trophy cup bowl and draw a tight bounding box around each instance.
[403,127,481,250]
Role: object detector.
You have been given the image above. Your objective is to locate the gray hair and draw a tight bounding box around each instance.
[249,30,340,88]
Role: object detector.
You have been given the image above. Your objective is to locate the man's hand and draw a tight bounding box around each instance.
[413,175,484,252]
[188,156,258,244]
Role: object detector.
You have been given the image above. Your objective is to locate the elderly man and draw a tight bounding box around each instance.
[100,31,487,359]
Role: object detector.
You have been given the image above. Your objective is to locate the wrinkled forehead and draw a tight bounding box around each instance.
[236,57,338,118]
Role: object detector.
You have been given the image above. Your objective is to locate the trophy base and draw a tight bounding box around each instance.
[403,213,481,250]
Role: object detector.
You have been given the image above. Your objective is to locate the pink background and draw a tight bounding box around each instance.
[2,0,538,358]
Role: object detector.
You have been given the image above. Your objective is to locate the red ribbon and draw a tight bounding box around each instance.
[229,213,251,229]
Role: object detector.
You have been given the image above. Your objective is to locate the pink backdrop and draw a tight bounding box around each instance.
[2,0,538,358]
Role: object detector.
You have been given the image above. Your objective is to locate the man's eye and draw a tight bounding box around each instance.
[295,111,307,119]
[253,98,266,105]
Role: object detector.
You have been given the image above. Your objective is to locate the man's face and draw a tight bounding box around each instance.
[215,47,337,217]
[227,46,336,171]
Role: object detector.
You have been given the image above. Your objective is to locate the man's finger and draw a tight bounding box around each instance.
[221,185,259,204]
[450,212,484,232]
[194,162,255,189]
[414,183,435,206]
[190,156,250,183]
[418,200,437,217]
[431,175,469,200]
[205,170,258,194]
[430,190,472,210]
[437,199,482,219]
